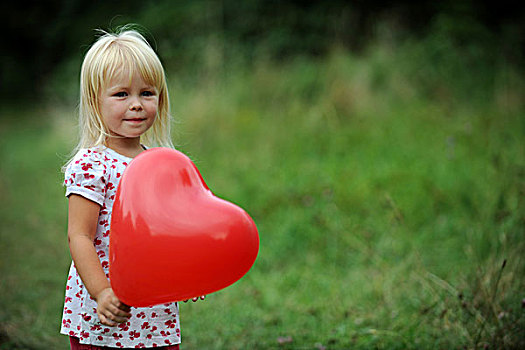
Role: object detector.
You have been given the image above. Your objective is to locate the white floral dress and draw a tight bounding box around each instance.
[60,146,181,348]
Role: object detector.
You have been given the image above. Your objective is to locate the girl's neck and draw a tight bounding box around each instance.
[105,137,144,159]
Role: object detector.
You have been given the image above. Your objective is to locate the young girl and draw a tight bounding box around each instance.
[60,27,199,349]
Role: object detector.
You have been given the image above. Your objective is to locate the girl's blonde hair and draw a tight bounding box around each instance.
[75,26,174,152]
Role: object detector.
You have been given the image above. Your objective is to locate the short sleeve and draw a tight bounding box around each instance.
[64,149,107,206]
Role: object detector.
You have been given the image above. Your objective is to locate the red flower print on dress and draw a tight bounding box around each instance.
[91,325,102,332]
[62,148,181,348]
[118,322,130,331]
[165,320,176,329]
[129,330,141,340]
[81,163,93,171]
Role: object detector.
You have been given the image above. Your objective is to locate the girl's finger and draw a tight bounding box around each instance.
[111,295,131,312]
[184,296,206,302]
[105,309,129,324]
[118,303,131,312]
[98,313,117,327]
[108,304,132,318]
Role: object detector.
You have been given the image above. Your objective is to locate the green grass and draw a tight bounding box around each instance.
[1,40,524,349]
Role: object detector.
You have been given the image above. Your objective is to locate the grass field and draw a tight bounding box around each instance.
[0,40,524,349]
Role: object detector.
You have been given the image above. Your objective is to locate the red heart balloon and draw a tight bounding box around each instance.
[109,148,259,307]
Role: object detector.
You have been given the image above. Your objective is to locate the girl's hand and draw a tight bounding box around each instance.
[184,295,206,303]
[95,288,132,326]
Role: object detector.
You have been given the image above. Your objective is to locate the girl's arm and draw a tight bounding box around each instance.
[68,194,131,326]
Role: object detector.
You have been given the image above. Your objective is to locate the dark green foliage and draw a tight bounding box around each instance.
[1,1,523,102]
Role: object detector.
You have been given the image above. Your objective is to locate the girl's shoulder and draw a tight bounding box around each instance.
[65,146,110,174]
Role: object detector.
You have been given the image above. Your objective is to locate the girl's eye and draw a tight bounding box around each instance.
[141,91,155,97]
[113,92,127,97]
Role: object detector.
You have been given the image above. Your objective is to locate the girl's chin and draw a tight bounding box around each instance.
[107,133,143,142]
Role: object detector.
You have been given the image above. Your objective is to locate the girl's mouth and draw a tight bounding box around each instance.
[125,118,146,122]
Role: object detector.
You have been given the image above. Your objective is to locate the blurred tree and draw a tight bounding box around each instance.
[1,0,523,104]
[1,0,148,103]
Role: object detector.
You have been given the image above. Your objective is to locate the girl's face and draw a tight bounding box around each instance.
[99,70,158,143]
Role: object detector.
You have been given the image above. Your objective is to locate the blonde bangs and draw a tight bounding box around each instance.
[102,37,166,92]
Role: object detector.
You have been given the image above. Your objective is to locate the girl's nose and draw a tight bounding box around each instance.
[129,99,143,111]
